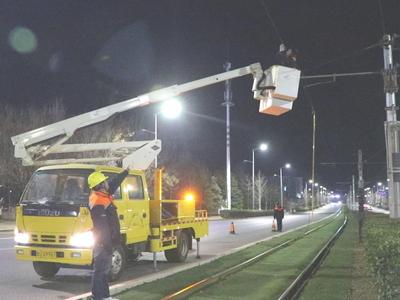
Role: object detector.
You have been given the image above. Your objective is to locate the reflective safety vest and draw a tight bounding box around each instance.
[89,191,113,209]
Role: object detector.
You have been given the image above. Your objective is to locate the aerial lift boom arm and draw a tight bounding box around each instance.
[11,62,300,168]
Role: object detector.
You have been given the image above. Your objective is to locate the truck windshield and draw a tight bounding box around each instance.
[21,169,93,205]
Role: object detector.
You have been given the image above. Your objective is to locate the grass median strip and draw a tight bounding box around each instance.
[299,212,357,300]
[117,213,342,300]
[299,211,380,300]
[188,215,344,299]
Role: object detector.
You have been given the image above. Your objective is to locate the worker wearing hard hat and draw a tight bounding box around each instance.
[87,167,129,300]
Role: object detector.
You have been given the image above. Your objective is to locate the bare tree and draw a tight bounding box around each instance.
[265,181,280,210]
[239,174,253,209]
[0,100,66,201]
[65,110,143,164]
[254,171,268,210]
[0,100,144,201]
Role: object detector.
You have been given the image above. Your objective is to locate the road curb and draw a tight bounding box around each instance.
[67,209,339,300]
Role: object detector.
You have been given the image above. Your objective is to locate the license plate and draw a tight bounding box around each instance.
[37,250,56,258]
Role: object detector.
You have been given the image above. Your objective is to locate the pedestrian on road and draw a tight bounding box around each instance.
[273,203,285,232]
[88,167,129,300]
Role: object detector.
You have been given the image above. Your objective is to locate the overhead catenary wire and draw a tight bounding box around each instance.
[304,42,382,74]
[377,0,387,35]
[301,70,381,79]
[259,0,285,45]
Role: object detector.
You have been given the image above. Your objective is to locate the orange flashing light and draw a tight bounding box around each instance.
[184,192,195,202]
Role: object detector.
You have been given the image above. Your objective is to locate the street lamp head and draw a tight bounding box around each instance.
[259,143,268,151]
[308,179,313,184]
[161,98,182,119]
[314,182,319,187]
[377,182,382,186]
[285,163,291,169]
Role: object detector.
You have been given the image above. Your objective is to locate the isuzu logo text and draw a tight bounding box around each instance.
[37,209,61,217]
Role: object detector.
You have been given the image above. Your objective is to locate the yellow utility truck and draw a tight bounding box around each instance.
[11,62,300,279]
[15,164,207,280]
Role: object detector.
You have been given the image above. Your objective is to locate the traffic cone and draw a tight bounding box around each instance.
[229,222,236,234]
[272,220,277,232]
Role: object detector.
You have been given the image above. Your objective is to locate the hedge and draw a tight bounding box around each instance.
[364,214,400,299]
[219,209,274,218]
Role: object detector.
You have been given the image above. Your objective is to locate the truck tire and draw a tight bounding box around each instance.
[165,230,190,263]
[108,245,126,282]
[32,262,60,278]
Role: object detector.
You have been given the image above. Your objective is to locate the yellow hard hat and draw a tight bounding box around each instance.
[88,171,108,189]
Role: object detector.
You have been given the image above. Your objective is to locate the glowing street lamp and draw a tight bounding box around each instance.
[154,98,182,167]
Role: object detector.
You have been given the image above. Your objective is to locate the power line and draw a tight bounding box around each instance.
[377,0,386,35]
[301,70,380,79]
[304,42,381,73]
[320,162,385,166]
[259,0,284,45]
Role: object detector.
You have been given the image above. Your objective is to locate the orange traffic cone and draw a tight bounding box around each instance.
[272,220,277,232]
[229,222,236,234]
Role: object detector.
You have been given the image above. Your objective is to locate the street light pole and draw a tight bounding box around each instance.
[252,149,255,210]
[154,113,158,168]
[249,143,267,210]
[279,163,290,208]
[280,167,283,207]
[223,62,233,210]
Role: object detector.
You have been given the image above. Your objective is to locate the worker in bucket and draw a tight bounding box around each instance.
[273,203,285,232]
[87,167,129,300]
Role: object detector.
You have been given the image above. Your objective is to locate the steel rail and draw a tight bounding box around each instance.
[162,210,342,300]
[278,216,348,300]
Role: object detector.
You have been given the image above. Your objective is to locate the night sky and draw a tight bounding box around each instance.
[1,0,400,192]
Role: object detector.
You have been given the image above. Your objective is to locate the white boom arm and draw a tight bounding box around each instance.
[11,63,300,168]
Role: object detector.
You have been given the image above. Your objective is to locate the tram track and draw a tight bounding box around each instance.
[162,210,345,300]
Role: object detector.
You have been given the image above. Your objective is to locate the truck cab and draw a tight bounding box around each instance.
[15,164,208,280]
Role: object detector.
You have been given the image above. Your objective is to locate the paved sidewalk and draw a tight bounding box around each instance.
[208,215,223,221]
[0,219,15,232]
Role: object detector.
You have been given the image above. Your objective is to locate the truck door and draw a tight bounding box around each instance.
[110,185,127,232]
[123,175,149,243]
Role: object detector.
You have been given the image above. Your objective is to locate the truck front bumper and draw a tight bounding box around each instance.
[15,245,93,265]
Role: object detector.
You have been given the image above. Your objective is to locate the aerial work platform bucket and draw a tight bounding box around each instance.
[255,65,301,116]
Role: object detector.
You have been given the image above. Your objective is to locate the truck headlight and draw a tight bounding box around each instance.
[14,228,29,244]
[70,231,94,248]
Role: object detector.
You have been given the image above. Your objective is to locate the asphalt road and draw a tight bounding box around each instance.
[0,204,339,300]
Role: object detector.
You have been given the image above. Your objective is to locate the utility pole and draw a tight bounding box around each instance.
[258,171,262,210]
[352,175,356,211]
[311,109,316,219]
[382,34,400,219]
[154,114,158,168]
[222,62,233,210]
[357,150,365,242]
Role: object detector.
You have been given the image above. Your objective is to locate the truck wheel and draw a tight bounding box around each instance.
[32,262,60,279]
[108,245,126,282]
[165,230,190,263]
